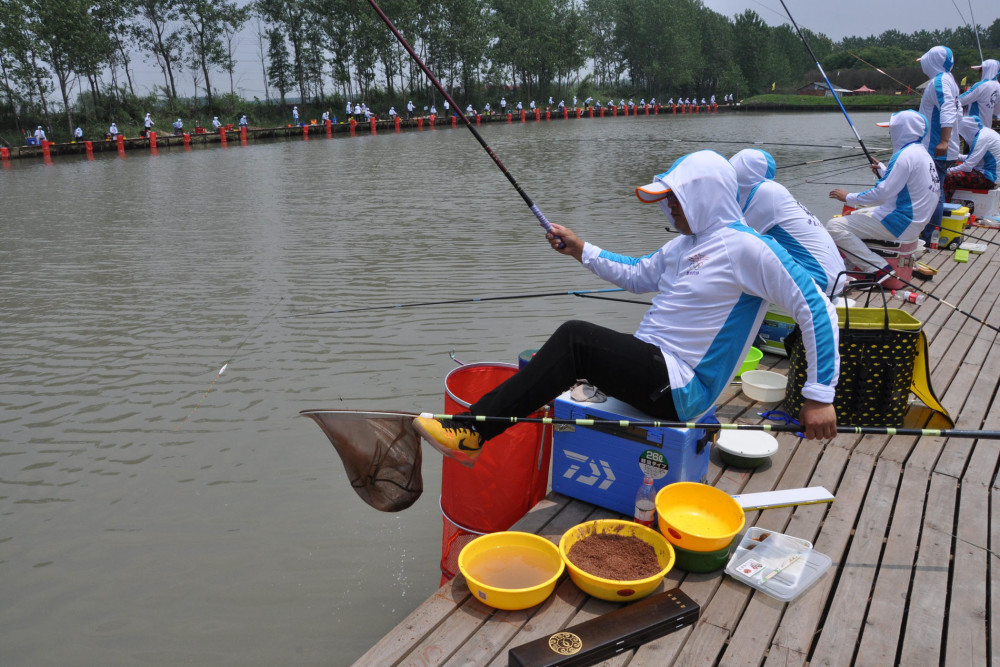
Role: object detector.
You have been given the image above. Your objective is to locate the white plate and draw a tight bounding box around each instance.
[717,430,779,458]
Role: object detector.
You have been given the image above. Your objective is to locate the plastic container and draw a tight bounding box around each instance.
[459,531,564,610]
[740,370,788,402]
[440,363,552,534]
[891,290,925,305]
[559,520,674,602]
[725,527,831,601]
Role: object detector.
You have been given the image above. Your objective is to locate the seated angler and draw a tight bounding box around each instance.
[730,149,847,296]
[414,151,839,463]
[943,115,1000,201]
[826,110,939,282]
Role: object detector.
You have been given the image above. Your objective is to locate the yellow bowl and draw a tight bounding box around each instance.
[655,482,745,552]
[559,520,675,602]
[458,531,564,610]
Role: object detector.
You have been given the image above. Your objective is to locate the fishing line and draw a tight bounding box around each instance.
[365,0,558,243]
[839,246,1000,335]
[174,296,284,430]
[967,0,985,63]
[847,51,914,92]
[780,149,890,171]
[554,137,887,151]
[778,0,881,176]
[283,288,627,319]
[423,412,1000,440]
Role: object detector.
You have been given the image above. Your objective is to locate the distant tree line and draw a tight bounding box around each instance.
[1,0,998,143]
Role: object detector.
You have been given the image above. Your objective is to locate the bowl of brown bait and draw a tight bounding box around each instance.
[559,520,675,601]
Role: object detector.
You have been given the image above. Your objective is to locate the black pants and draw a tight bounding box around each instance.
[470,320,677,440]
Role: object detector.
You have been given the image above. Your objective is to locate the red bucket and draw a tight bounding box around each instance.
[440,362,552,533]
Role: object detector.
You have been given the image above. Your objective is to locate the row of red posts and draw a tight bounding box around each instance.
[2,105,723,166]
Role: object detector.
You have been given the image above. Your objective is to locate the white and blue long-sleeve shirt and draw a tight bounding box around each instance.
[846,144,939,237]
[950,116,1000,184]
[959,59,1000,124]
[580,224,838,420]
[918,46,962,161]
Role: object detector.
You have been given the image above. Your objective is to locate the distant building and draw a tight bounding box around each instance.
[798,81,853,97]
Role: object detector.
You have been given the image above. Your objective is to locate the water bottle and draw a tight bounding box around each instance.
[929,227,940,250]
[633,475,656,527]
[891,289,925,305]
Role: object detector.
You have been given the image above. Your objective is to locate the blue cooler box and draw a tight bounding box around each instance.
[551,392,714,517]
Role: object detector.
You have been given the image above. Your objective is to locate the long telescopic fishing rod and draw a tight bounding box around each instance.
[283,287,627,319]
[777,0,881,176]
[365,0,557,242]
[839,246,1000,334]
[424,412,1000,440]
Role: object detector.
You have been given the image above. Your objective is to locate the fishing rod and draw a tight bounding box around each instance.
[365,0,557,242]
[951,0,984,63]
[283,287,627,319]
[777,0,881,177]
[927,224,1000,247]
[560,137,886,151]
[847,52,914,93]
[423,412,1000,440]
[780,149,890,171]
[967,0,984,63]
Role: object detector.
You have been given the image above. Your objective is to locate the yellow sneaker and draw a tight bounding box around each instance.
[412,415,483,466]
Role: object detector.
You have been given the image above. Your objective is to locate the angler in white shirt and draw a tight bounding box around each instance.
[827,109,939,278]
[730,148,847,295]
[413,151,839,459]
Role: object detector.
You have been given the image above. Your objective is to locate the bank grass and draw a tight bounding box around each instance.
[742,93,920,108]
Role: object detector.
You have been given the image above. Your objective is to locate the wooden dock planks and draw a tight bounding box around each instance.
[355,226,1000,667]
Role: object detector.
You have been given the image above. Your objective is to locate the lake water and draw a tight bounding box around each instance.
[0,110,889,664]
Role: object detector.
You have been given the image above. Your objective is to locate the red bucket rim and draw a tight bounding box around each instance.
[444,362,518,409]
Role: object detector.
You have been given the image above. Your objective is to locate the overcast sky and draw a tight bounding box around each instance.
[701,0,999,42]
[123,0,1000,103]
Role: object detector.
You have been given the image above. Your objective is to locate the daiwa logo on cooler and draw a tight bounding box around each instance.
[561,450,616,490]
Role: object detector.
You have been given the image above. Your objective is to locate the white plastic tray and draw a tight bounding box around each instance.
[725,527,831,602]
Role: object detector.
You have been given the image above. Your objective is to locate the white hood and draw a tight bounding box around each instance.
[920,46,954,78]
[888,109,928,151]
[728,149,777,204]
[656,151,743,236]
[957,115,984,144]
[979,59,1000,82]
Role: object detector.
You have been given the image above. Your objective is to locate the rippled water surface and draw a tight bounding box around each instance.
[0,110,889,664]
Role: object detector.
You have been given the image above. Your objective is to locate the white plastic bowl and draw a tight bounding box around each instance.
[740,370,787,403]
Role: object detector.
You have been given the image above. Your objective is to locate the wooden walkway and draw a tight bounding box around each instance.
[357,226,1000,667]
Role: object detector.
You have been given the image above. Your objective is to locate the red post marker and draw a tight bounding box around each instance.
[451,115,456,127]
[429,114,436,130]
[325,119,332,131]
[149,131,157,149]
[41,139,51,159]
[395,116,402,132]
[535,109,540,121]
[220,127,228,146]
[475,114,480,126]
[545,109,550,121]
[305,123,311,139]
[370,117,377,133]
[507,112,512,123]
[417,117,423,130]
[645,105,649,115]
[183,133,191,146]
[589,108,594,118]
[520,109,525,122]
[563,108,568,120]
[240,126,247,141]
[1,146,9,164]
[116,134,125,156]
[612,106,617,117]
